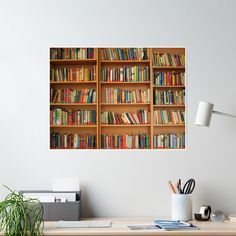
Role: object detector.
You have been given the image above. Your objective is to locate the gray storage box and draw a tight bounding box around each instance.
[20,190,81,221]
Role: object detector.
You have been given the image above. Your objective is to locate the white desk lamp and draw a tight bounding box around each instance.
[195,101,236,127]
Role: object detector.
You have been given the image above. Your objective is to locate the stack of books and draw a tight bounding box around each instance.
[101,134,150,149]
[100,48,149,60]
[153,53,185,67]
[50,66,96,82]
[101,66,150,82]
[105,88,150,104]
[101,110,149,125]
[50,88,97,104]
[50,133,96,149]
[153,71,185,86]
[153,133,185,149]
[50,108,96,125]
[154,90,185,105]
[153,110,185,125]
[50,48,95,60]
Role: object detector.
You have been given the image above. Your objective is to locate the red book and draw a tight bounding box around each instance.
[123,135,126,149]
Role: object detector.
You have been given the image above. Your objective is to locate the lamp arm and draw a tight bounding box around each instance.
[213,110,236,118]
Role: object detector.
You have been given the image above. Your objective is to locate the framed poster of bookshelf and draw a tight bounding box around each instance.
[50,48,186,150]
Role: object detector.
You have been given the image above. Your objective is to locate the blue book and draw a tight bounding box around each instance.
[154,220,199,231]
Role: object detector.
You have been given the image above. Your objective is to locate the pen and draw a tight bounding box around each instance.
[175,182,180,194]
[178,179,182,194]
[168,180,176,194]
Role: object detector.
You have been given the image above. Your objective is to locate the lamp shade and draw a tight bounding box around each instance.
[195,101,214,127]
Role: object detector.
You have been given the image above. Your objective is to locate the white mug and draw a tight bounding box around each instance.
[171,194,192,221]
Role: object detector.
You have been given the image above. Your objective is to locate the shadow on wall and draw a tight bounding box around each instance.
[80,184,96,217]
[195,182,234,216]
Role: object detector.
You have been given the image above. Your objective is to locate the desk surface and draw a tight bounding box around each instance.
[40,218,236,236]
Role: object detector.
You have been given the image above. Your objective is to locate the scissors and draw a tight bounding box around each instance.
[182,178,195,194]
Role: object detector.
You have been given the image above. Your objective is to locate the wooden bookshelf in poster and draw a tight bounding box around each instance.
[50,48,99,149]
[49,48,185,150]
[152,48,185,149]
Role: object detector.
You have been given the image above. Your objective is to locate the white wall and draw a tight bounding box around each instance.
[1,0,236,217]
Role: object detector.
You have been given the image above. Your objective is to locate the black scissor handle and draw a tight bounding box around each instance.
[183,178,195,194]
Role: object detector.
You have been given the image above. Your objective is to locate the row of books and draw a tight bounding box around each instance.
[50,48,95,60]
[50,88,97,104]
[50,133,185,149]
[50,66,96,82]
[101,134,150,149]
[101,110,149,125]
[101,66,150,82]
[104,88,150,104]
[153,72,185,86]
[152,53,185,67]
[153,110,185,125]
[154,90,185,105]
[50,133,96,149]
[100,48,149,60]
[153,133,185,149]
[50,108,96,125]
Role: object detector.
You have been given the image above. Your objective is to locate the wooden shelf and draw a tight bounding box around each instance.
[100,60,150,64]
[101,103,150,106]
[50,59,97,65]
[100,148,150,150]
[101,124,150,127]
[153,104,185,108]
[50,103,97,106]
[50,125,97,128]
[154,124,185,127]
[153,66,185,69]
[51,147,97,150]
[153,85,185,89]
[100,81,150,85]
[50,81,97,84]
[153,147,186,150]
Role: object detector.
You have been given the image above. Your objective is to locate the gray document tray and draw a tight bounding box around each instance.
[20,190,81,221]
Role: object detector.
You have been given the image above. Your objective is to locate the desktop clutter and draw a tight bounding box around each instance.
[21,178,81,221]
[21,178,112,229]
[168,178,226,223]
[1,177,235,234]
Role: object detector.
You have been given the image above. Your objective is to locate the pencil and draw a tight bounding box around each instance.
[168,180,176,194]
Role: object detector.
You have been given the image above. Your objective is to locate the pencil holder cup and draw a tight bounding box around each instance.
[171,194,192,221]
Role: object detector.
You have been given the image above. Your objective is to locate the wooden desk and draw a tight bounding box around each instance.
[40,218,236,236]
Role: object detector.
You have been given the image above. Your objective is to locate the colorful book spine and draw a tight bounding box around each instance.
[101,66,150,82]
[50,88,96,103]
[101,48,149,60]
[101,133,150,149]
[105,88,150,104]
[50,133,96,149]
[153,72,185,86]
[101,110,149,125]
[152,53,185,67]
[154,90,185,105]
[153,110,185,125]
[50,108,96,125]
[50,48,95,60]
[50,66,96,82]
[153,133,185,149]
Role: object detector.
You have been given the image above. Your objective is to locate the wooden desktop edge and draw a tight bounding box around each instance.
[2,218,233,236]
